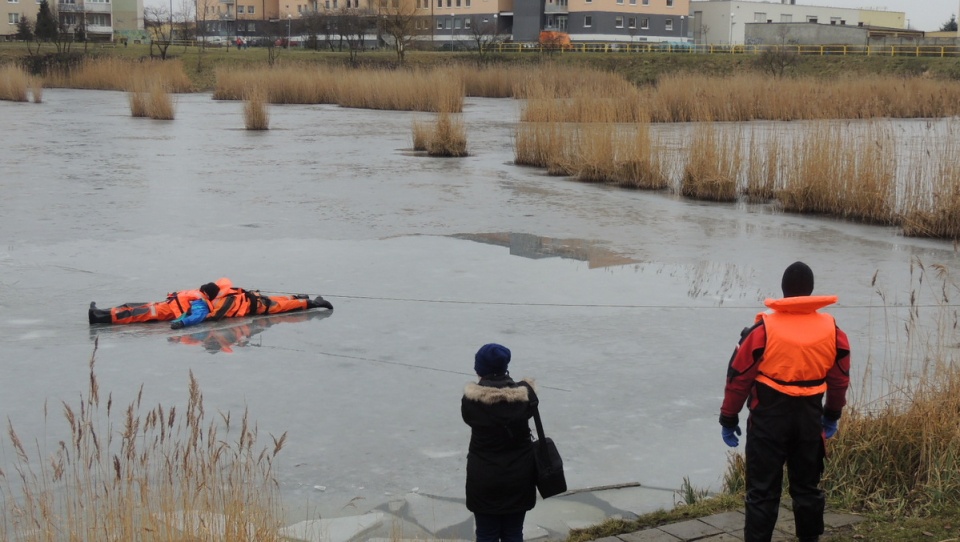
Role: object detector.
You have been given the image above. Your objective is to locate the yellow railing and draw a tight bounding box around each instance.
[487,42,960,57]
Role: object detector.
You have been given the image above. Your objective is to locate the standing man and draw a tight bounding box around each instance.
[719,262,851,542]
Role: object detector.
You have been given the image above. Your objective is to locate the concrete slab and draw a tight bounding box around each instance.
[618,529,683,541]
[278,512,384,542]
[699,511,744,532]
[698,533,744,541]
[590,485,679,519]
[772,513,796,536]
[658,519,723,540]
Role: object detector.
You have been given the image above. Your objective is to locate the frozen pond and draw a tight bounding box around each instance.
[1,90,959,539]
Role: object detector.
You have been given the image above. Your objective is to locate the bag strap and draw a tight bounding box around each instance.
[518,381,547,442]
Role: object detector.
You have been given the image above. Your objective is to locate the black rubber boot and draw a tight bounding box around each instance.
[307,296,333,310]
[88,302,113,324]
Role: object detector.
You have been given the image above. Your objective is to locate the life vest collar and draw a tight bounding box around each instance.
[762,295,838,315]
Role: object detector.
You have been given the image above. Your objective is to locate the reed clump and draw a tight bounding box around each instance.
[44,57,192,92]
[243,86,270,130]
[778,122,896,224]
[424,112,467,157]
[0,341,287,541]
[680,124,741,202]
[901,122,960,239]
[0,64,32,102]
[215,66,464,113]
[820,262,960,515]
[411,118,430,151]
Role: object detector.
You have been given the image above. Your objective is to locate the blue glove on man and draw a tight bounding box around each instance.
[821,416,839,439]
[721,426,741,447]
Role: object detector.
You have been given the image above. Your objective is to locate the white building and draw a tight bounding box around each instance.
[690,0,905,44]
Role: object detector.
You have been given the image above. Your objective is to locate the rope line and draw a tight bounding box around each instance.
[263,291,960,310]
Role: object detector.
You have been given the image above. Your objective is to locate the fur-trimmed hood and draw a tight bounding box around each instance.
[463,378,535,405]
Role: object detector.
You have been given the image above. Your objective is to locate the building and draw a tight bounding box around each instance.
[1,0,142,41]
[690,0,905,44]
[199,0,691,44]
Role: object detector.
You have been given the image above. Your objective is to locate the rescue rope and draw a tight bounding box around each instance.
[260,291,959,310]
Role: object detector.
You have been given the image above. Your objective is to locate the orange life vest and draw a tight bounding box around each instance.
[755,295,839,397]
[164,289,213,318]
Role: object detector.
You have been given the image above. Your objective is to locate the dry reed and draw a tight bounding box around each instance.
[0,341,286,541]
[243,86,270,130]
[147,81,175,120]
[820,262,960,514]
[901,122,960,239]
[426,112,467,157]
[0,65,31,102]
[778,122,896,224]
[411,118,430,151]
[44,57,192,93]
[744,129,781,202]
[680,124,742,202]
[215,66,464,113]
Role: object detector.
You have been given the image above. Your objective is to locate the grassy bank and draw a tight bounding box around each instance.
[4,42,960,92]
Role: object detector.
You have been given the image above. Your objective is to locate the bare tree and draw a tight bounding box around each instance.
[465,14,502,61]
[337,7,372,64]
[378,0,419,64]
[145,6,173,59]
[755,26,800,77]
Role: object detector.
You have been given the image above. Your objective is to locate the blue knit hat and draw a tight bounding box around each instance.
[474,343,511,377]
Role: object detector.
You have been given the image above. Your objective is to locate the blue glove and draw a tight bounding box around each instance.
[721,426,741,447]
[170,320,185,330]
[821,416,838,439]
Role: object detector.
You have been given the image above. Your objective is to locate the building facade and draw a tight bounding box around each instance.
[691,0,905,45]
[1,0,143,41]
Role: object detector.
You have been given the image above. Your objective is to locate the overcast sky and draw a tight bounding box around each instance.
[788,1,956,30]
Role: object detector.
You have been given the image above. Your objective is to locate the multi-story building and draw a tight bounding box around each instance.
[1,0,141,41]
[200,0,690,44]
[691,0,905,44]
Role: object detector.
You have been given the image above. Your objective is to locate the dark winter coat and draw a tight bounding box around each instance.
[461,375,537,515]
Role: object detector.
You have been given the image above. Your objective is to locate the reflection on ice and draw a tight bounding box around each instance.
[168,310,333,354]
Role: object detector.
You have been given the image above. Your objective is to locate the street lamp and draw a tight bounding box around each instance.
[287,11,292,48]
[680,15,684,42]
[729,12,735,45]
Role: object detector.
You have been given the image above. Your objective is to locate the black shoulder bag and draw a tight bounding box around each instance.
[519,382,567,499]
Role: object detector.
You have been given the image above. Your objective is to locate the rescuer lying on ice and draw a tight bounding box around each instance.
[88,277,333,326]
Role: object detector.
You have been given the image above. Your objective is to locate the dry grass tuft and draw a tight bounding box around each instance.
[0,342,287,541]
[147,81,175,120]
[45,57,192,92]
[680,124,741,202]
[426,112,467,157]
[411,118,430,151]
[0,65,32,102]
[243,86,270,130]
[901,121,960,239]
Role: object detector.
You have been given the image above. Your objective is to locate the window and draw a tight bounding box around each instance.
[629,0,635,4]
[445,0,450,7]
[754,12,765,22]
[615,16,623,28]
[445,18,451,28]
[616,0,622,4]
[557,15,566,29]
[641,0,648,5]
[583,15,591,27]
[628,16,635,28]
[436,19,443,28]
[89,13,108,25]
[325,0,329,8]
[9,12,19,23]
[665,0,672,6]
[248,5,254,13]
[454,17,460,28]
[830,17,841,25]
[237,5,244,12]
[640,17,648,29]
[779,14,791,22]
[665,18,672,30]
[437,0,441,6]
[455,0,460,7]
[7,0,18,4]
[465,0,470,6]
[464,17,470,28]
[806,16,817,23]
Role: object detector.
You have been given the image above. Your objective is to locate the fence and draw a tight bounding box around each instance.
[488,42,960,57]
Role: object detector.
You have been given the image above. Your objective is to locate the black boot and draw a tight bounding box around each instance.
[88,302,113,324]
[306,296,333,310]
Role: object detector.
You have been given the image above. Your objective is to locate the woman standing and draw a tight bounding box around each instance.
[461,343,537,542]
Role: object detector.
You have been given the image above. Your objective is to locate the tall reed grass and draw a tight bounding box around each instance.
[413,112,467,157]
[680,125,742,202]
[901,123,960,239]
[244,86,270,130]
[44,57,192,93]
[0,341,286,541]
[0,65,40,102]
[215,65,464,113]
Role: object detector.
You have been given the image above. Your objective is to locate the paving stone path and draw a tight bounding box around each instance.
[591,505,864,542]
